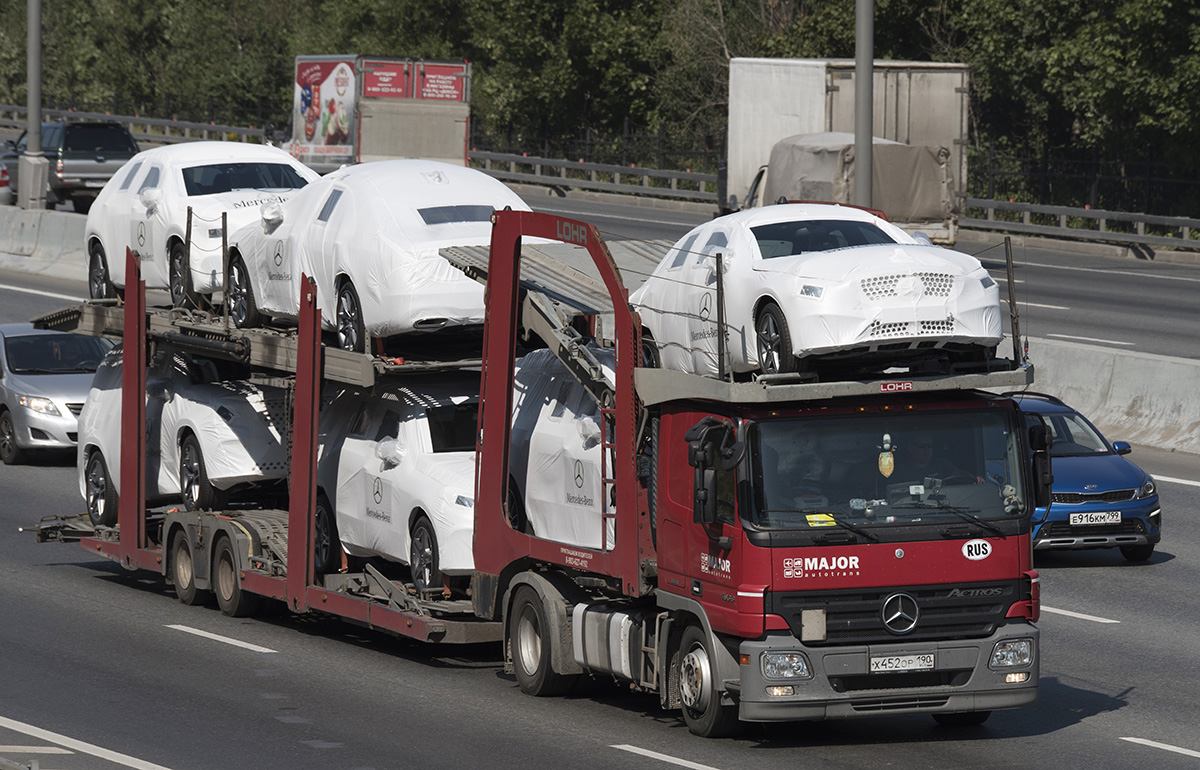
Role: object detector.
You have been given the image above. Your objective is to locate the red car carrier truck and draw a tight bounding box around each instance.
[32,212,1049,738]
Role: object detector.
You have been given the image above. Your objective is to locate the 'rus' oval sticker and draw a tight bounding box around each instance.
[962,539,992,561]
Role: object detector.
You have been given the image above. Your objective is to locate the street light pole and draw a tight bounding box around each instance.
[19,0,49,210]
[854,0,874,208]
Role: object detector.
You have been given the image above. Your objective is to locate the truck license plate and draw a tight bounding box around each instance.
[1069,511,1121,525]
[870,653,935,673]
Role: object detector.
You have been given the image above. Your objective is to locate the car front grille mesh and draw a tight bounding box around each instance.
[1051,489,1136,504]
[860,272,955,300]
[67,403,84,416]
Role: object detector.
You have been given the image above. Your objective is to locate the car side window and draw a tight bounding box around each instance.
[118,161,144,191]
[697,230,729,266]
[667,233,700,270]
[316,189,343,222]
[375,409,402,442]
[137,165,161,194]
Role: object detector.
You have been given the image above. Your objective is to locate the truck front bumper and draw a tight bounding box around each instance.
[736,623,1038,722]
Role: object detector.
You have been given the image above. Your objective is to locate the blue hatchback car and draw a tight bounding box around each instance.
[1013,393,1161,562]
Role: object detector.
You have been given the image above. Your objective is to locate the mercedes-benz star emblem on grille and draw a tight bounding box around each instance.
[881,592,919,635]
[573,460,584,488]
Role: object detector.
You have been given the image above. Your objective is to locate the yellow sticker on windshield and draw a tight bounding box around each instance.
[878,451,895,478]
[806,513,836,527]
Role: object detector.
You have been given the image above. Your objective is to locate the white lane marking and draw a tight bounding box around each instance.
[165,624,278,653]
[612,745,722,770]
[1045,333,1135,346]
[0,716,174,770]
[1022,261,1200,284]
[0,745,73,754]
[1156,475,1200,488]
[1041,606,1120,624]
[1121,737,1200,759]
[1001,299,1070,310]
[0,283,85,302]
[987,271,1024,283]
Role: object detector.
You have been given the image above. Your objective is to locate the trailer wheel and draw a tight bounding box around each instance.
[171,529,210,606]
[933,711,991,727]
[84,450,119,526]
[227,254,262,329]
[678,625,740,738]
[754,302,797,374]
[179,434,227,511]
[214,536,261,617]
[509,586,576,696]
[409,516,442,593]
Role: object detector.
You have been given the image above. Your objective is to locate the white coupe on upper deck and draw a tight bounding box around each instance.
[84,142,319,306]
[226,159,531,352]
[629,203,1003,376]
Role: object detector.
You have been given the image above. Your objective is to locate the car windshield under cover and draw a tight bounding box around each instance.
[749,409,1028,531]
[751,219,897,259]
[181,163,309,196]
[5,334,113,374]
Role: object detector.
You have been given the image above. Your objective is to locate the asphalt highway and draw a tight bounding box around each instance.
[0,198,1198,770]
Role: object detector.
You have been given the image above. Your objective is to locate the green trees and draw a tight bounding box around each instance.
[1,0,1197,178]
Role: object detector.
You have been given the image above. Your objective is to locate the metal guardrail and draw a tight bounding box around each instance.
[962,197,1200,251]
[0,105,265,145]
[469,150,718,202]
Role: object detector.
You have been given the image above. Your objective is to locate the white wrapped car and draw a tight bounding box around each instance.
[327,373,479,592]
[510,347,615,552]
[77,347,289,525]
[84,142,319,306]
[226,159,531,351]
[629,203,1003,376]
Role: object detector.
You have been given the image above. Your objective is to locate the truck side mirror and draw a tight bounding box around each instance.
[1028,423,1053,509]
[685,416,744,526]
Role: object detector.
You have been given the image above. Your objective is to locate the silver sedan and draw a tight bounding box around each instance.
[0,324,113,464]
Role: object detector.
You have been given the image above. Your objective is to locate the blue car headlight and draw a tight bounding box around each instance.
[1135,477,1155,499]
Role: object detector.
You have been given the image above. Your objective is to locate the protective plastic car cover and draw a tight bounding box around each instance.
[511,347,617,551]
[233,159,532,338]
[630,204,1002,377]
[762,132,953,224]
[76,349,288,503]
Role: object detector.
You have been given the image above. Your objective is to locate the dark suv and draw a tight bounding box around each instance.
[2,121,139,213]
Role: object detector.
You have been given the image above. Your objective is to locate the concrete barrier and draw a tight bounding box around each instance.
[1021,336,1200,456]
[0,206,86,282]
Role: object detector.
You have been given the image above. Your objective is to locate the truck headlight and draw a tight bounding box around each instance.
[19,395,60,416]
[989,639,1032,668]
[761,651,812,680]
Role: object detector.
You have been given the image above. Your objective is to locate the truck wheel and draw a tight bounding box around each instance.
[214,536,261,617]
[227,254,262,329]
[409,515,442,593]
[335,280,366,353]
[509,586,576,696]
[171,528,210,606]
[755,302,797,374]
[179,434,227,511]
[1120,544,1155,562]
[678,624,740,737]
[85,450,119,526]
[933,711,991,727]
[0,409,25,465]
[88,243,117,301]
[314,493,341,574]
[169,241,200,309]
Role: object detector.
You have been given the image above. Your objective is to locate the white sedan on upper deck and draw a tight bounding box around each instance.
[84,142,319,306]
[629,203,1003,377]
[226,159,531,352]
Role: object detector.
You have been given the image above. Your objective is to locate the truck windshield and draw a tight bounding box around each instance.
[749,409,1027,530]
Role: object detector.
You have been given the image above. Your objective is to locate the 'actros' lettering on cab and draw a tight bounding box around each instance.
[556,220,588,245]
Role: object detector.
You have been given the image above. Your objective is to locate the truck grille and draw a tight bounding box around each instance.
[1051,489,1135,504]
[766,581,1018,647]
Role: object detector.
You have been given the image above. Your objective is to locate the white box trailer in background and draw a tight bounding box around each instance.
[724,58,969,228]
[286,55,471,174]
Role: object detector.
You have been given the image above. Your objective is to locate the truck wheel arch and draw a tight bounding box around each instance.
[657,593,740,704]
[502,571,590,678]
